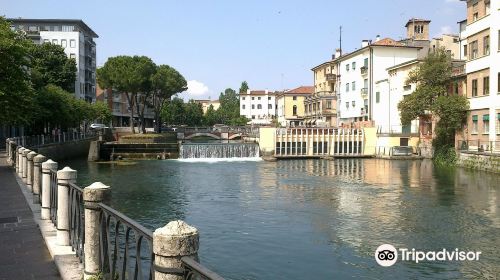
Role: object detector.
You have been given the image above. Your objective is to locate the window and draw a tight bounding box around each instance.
[483,115,490,134]
[326,100,332,109]
[485,0,490,15]
[472,79,478,96]
[346,83,350,92]
[498,72,500,93]
[352,81,356,91]
[403,85,412,91]
[69,53,76,59]
[242,97,245,100]
[293,96,297,100]
[352,62,356,70]
[470,40,478,59]
[252,115,255,119]
[257,104,262,109]
[345,102,349,108]
[313,103,316,111]
[242,105,245,109]
[61,39,67,48]
[346,64,350,71]
[483,36,490,55]
[496,113,500,134]
[472,115,478,134]
[43,39,50,44]
[293,105,297,116]
[268,96,271,100]
[252,104,255,109]
[268,104,272,109]
[52,39,58,44]
[463,45,467,57]
[376,92,380,103]
[70,39,76,48]
[352,101,356,107]
[498,30,500,52]
[364,58,368,67]
[483,76,489,95]
[473,12,478,21]
[251,97,254,100]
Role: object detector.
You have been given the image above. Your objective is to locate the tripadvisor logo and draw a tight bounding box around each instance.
[375,244,481,267]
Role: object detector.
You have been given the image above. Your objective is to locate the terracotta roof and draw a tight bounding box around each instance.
[405,18,431,27]
[249,90,266,95]
[285,86,314,95]
[371,38,405,47]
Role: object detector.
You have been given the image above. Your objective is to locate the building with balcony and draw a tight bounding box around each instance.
[239,90,277,125]
[308,60,338,127]
[96,85,154,128]
[455,0,500,150]
[276,86,313,127]
[8,18,98,102]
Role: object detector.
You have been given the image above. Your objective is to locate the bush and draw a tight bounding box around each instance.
[433,145,457,167]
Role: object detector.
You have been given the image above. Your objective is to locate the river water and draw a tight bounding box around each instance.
[62,158,500,279]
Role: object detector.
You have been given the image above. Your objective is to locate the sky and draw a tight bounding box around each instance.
[1,0,466,100]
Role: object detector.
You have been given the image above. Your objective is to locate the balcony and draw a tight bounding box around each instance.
[361,88,368,98]
[360,66,368,76]
[325,73,336,82]
[451,64,466,77]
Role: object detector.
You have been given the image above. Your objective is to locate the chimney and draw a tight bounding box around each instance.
[375,35,381,42]
[361,40,370,48]
[335,48,342,58]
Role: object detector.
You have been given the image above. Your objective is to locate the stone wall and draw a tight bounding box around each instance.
[457,152,500,173]
[36,139,93,161]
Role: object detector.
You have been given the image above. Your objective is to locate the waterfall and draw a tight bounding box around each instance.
[180,143,260,159]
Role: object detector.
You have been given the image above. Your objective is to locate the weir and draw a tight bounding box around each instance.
[180,143,260,159]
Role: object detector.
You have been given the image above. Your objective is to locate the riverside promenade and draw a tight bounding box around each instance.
[0,152,60,280]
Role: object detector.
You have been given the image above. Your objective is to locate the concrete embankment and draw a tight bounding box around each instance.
[35,139,94,161]
[457,152,500,173]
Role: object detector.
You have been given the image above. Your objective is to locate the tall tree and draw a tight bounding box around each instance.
[161,97,186,125]
[131,56,156,133]
[398,48,469,160]
[204,105,219,126]
[97,55,155,133]
[184,100,204,126]
[239,81,249,94]
[0,17,34,125]
[217,88,241,124]
[151,65,187,132]
[29,43,77,92]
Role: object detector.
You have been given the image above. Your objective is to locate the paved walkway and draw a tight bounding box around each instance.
[0,152,60,280]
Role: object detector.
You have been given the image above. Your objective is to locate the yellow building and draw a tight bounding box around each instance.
[193,99,220,114]
[276,86,313,127]
[307,59,338,127]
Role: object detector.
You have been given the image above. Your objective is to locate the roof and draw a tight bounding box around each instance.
[285,86,314,95]
[7,18,98,38]
[386,59,422,71]
[311,60,335,71]
[371,38,405,47]
[405,18,431,27]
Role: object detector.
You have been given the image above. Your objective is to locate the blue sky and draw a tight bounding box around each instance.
[2,0,465,100]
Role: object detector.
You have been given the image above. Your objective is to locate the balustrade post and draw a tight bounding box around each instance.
[153,220,199,280]
[26,151,37,192]
[16,147,25,175]
[41,160,58,220]
[56,167,77,245]
[21,149,31,183]
[83,182,111,280]
[33,154,47,204]
[10,141,17,167]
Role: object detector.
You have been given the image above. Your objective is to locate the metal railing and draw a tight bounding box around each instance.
[458,140,500,154]
[69,182,85,263]
[181,257,225,280]
[11,131,97,149]
[375,146,420,156]
[50,169,58,226]
[99,203,154,280]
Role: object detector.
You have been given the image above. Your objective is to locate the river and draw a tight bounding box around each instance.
[61,158,500,279]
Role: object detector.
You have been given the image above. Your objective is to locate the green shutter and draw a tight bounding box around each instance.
[483,114,489,121]
[497,113,500,120]
[472,115,478,121]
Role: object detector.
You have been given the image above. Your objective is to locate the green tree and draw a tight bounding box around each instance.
[151,65,187,132]
[398,48,469,162]
[203,104,219,126]
[90,101,112,125]
[217,88,240,124]
[239,81,249,94]
[184,100,204,126]
[29,43,77,92]
[0,17,34,125]
[161,97,186,125]
[97,55,155,133]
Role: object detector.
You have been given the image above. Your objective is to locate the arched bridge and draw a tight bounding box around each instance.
[177,127,259,140]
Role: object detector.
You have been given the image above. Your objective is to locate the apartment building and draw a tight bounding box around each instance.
[96,86,155,128]
[239,90,277,125]
[430,34,461,58]
[456,0,499,149]
[276,86,313,127]
[9,18,98,102]
[308,60,338,127]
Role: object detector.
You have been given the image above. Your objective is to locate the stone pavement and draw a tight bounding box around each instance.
[0,152,60,280]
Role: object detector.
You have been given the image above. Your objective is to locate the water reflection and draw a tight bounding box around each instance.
[63,158,500,279]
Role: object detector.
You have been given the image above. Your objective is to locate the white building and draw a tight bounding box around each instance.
[457,0,500,147]
[9,18,98,102]
[336,37,420,131]
[239,90,277,125]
